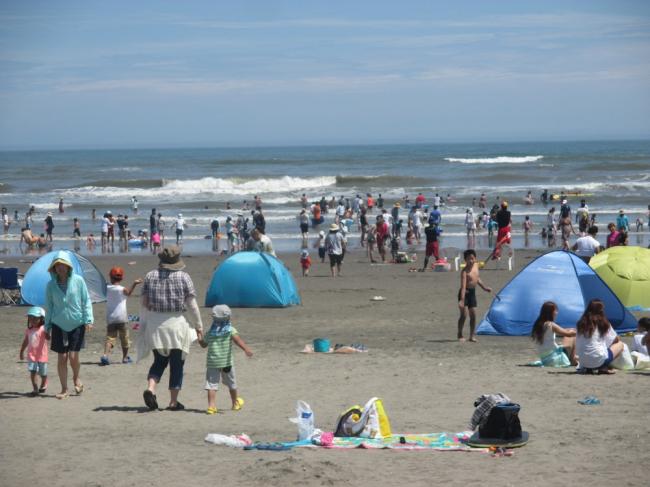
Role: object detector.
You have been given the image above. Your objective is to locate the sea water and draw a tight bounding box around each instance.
[0,140,648,257]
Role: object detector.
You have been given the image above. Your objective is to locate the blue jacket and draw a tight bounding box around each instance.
[45,253,94,332]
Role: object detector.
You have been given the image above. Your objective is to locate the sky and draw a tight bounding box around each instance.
[0,0,649,149]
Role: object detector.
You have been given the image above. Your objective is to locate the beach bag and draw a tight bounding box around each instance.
[334,397,392,439]
[610,343,634,370]
[479,403,522,440]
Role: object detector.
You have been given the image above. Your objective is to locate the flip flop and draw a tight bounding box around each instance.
[74,383,84,394]
[56,392,69,400]
[166,402,185,411]
[143,390,158,410]
[206,407,217,415]
[254,442,291,451]
[578,396,601,405]
[38,387,47,394]
[232,397,244,411]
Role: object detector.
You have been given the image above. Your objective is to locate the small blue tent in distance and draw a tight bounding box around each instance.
[477,250,637,336]
[21,250,107,306]
[205,252,301,308]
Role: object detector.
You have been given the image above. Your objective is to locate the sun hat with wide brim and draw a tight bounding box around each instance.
[211,304,232,321]
[329,223,339,231]
[158,245,185,270]
[47,253,73,272]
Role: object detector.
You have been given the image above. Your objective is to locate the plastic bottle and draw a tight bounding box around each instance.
[289,400,315,441]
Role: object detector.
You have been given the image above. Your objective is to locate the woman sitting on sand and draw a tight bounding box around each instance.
[531,301,577,366]
[575,299,624,374]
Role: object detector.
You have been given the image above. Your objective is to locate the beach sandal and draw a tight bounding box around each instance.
[206,407,218,415]
[578,396,601,405]
[143,390,158,410]
[166,402,185,411]
[74,382,84,394]
[29,390,39,397]
[56,391,69,400]
[38,386,47,394]
[232,397,244,411]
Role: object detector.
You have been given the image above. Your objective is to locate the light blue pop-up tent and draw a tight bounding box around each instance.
[477,250,637,336]
[205,252,301,307]
[21,250,107,306]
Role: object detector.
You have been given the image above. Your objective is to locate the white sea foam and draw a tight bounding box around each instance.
[445,155,544,164]
[162,175,336,194]
[99,166,142,172]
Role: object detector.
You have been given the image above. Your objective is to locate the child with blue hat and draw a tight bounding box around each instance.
[198,304,253,415]
[19,307,49,396]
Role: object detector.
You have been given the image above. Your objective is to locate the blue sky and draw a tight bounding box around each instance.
[1,0,649,149]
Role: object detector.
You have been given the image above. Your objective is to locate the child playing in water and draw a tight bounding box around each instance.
[199,305,253,415]
[19,307,49,396]
[300,249,312,276]
[457,249,492,342]
[100,267,142,365]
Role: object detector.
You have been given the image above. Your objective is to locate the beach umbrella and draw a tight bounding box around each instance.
[589,246,650,311]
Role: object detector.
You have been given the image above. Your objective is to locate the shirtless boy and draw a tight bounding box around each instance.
[457,249,492,342]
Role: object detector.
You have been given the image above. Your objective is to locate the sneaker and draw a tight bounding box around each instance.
[100,356,110,366]
[122,356,133,364]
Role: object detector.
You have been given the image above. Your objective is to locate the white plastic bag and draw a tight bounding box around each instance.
[204,433,252,447]
[611,343,634,370]
[288,400,315,441]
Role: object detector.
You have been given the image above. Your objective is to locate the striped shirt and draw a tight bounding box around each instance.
[142,269,196,312]
[206,326,238,369]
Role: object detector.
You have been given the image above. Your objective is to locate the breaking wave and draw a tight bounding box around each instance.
[445,155,544,164]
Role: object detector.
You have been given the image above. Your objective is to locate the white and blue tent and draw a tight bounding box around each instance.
[205,252,300,308]
[21,250,107,306]
[477,250,637,336]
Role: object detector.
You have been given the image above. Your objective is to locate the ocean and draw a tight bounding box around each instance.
[1,140,649,257]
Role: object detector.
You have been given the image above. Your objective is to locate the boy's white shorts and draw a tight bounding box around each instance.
[204,366,236,390]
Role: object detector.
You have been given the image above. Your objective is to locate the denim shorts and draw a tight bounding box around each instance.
[28,361,48,377]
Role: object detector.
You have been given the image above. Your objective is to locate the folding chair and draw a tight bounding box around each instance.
[0,267,21,305]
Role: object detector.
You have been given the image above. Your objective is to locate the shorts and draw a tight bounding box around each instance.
[73,229,81,237]
[28,361,48,377]
[176,229,183,237]
[603,348,614,366]
[300,223,309,234]
[318,247,326,259]
[50,324,86,354]
[458,287,477,308]
[105,322,131,349]
[329,253,342,267]
[205,366,236,390]
[425,241,439,257]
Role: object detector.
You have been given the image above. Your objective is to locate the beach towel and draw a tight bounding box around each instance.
[314,432,486,451]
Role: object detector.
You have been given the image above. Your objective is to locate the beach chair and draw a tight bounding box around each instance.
[440,247,462,271]
[0,267,21,305]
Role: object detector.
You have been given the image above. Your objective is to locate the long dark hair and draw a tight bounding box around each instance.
[531,301,558,344]
[576,299,611,338]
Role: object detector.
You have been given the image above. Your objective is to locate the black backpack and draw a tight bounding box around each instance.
[479,403,522,440]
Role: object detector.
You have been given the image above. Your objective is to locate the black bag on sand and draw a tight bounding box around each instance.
[479,403,522,440]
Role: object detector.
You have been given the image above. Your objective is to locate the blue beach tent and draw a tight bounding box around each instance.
[205,252,301,307]
[21,250,107,306]
[477,250,637,336]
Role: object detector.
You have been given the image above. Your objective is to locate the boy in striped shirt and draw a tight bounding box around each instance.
[199,305,253,415]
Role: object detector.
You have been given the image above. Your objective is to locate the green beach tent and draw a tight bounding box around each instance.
[589,246,650,311]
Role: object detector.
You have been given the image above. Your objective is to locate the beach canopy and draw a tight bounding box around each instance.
[589,246,650,311]
[205,252,301,308]
[21,250,107,306]
[477,250,637,336]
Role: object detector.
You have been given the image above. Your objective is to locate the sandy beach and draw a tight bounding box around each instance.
[0,248,647,487]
